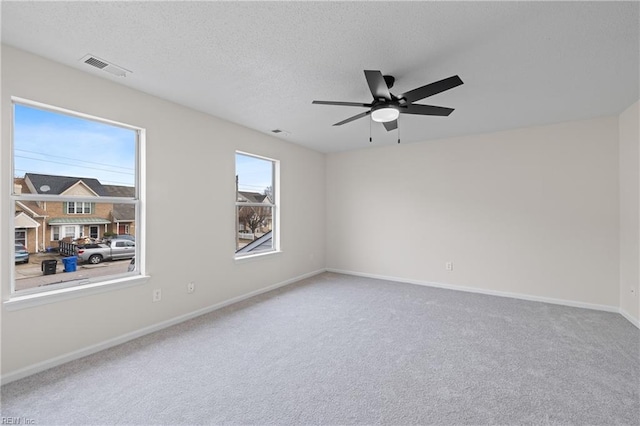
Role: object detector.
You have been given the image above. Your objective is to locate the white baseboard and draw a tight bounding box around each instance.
[3,267,635,384]
[1,269,325,385]
[326,268,622,314]
[620,308,640,329]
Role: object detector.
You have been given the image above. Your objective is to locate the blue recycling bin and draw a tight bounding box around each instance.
[62,256,77,272]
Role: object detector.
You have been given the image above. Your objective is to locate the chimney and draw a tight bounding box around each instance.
[14,183,22,195]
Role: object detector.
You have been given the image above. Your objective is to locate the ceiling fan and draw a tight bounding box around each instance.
[312,70,463,132]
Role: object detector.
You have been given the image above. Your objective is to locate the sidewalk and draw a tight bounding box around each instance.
[14,253,130,292]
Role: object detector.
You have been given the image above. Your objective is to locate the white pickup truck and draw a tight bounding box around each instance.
[76,238,135,264]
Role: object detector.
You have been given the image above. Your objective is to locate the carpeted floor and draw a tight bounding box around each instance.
[2,272,639,425]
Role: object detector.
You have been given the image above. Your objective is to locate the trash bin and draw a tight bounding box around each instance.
[42,259,57,275]
[62,256,78,272]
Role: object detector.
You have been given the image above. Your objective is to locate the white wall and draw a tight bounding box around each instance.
[327,117,620,309]
[1,44,636,381]
[0,46,326,376]
[619,101,640,323]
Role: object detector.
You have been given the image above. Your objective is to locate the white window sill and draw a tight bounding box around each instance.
[3,274,151,311]
[234,250,282,263]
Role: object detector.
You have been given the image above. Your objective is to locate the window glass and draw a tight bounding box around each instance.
[11,100,141,296]
[15,230,26,246]
[235,153,277,255]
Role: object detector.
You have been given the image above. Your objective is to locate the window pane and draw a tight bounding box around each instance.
[235,152,277,256]
[12,202,137,293]
[15,229,26,246]
[236,205,273,253]
[236,153,273,202]
[11,101,141,296]
[13,104,136,192]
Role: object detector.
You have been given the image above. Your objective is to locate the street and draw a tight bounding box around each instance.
[14,253,132,292]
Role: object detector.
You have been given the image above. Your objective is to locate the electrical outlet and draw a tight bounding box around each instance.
[187,282,195,294]
[446,261,454,271]
[153,288,162,302]
[631,287,637,297]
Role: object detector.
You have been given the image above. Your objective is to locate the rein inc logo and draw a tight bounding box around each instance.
[1,418,35,425]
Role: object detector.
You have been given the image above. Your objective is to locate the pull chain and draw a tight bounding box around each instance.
[397,119,401,144]
[369,115,372,143]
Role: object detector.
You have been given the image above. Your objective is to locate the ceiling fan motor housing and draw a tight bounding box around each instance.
[371,102,400,122]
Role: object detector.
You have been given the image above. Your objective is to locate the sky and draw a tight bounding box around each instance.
[14,103,272,193]
[13,103,136,187]
[235,153,273,194]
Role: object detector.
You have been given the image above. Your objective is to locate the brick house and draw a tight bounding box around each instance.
[104,185,136,236]
[14,173,135,253]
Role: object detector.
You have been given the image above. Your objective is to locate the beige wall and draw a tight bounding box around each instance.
[1,46,326,376]
[327,117,621,308]
[619,101,640,323]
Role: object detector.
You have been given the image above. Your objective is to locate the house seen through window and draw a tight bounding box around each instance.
[10,99,142,295]
[235,152,278,256]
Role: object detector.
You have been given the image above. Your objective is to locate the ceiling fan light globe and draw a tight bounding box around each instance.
[371,106,399,123]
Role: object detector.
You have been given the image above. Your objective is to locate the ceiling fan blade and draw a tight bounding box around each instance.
[382,120,397,131]
[364,70,391,100]
[312,100,372,107]
[333,110,371,126]
[400,75,463,103]
[400,104,454,116]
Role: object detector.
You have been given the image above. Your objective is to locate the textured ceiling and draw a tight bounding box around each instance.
[1,1,638,153]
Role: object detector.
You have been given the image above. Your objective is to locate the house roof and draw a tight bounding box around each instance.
[238,191,270,203]
[25,173,109,196]
[104,185,135,198]
[236,231,273,254]
[15,212,40,228]
[14,178,48,217]
[112,204,135,222]
[15,200,47,217]
[103,186,136,221]
[49,217,111,225]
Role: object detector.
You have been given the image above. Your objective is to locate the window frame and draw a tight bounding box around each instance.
[6,97,148,306]
[66,201,93,215]
[234,151,280,258]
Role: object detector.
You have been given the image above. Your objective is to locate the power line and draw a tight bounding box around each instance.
[15,148,134,171]
[238,184,270,191]
[15,155,135,176]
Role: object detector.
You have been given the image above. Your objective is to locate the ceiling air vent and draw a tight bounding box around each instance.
[271,129,290,135]
[80,54,131,77]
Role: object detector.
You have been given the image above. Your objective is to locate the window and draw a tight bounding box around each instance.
[235,152,278,256]
[10,98,144,297]
[89,226,99,239]
[51,226,60,241]
[15,230,26,247]
[64,226,76,239]
[66,201,93,214]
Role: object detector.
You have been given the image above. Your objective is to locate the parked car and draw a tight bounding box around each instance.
[105,234,135,242]
[14,244,29,264]
[76,238,135,264]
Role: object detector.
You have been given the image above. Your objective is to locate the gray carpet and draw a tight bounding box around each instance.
[2,272,639,425]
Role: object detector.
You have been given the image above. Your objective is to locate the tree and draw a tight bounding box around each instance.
[238,205,271,235]
[263,185,273,202]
